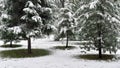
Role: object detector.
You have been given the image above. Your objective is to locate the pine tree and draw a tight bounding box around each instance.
[0,0,21,47]
[1,0,54,53]
[21,0,53,53]
[76,0,120,58]
[4,0,28,27]
[56,0,76,48]
[21,1,43,53]
[0,27,21,47]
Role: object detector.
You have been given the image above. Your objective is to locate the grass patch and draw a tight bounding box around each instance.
[0,44,22,48]
[75,54,116,61]
[52,46,76,50]
[0,49,51,58]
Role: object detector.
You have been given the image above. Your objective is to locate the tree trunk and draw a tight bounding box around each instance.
[98,37,102,58]
[97,23,102,59]
[10,41,13,47]
[60,0,65,7]
[28,36,32,54]
[66,33,69,48]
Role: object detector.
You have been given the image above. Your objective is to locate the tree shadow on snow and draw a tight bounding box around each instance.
[0,49,51,58]
[74,54,120,61]
[51,46,76,50]
[0,44,22,48]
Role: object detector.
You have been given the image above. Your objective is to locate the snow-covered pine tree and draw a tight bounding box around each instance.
[0,0,4,16]
[56,0,77,48]
[4,0,28,27]
[0,0,5,22]
[76,0,120,58]
[0,0,30,47]
[34,0,56,36]
[0,0,21,47]
[0,27,21,47]
[21,1,43,53]
[4,0,55,36]
[21,0,54,53]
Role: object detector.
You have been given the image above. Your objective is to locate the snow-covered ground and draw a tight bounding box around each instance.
[0,38,120,68]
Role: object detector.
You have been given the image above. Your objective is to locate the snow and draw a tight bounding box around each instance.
[1,13,9,19]
[111,17,120,22]
[89,0,99,9]
[42,8,53,14]
[25,1,34,8]
[37,0,41,3]
[23,8,38,15]
[66,12,72,18]
[32,15,42,22]
[8,26,22,34]
[60,27,67,34]
[0,38,120,68]
[36,3,41,9]
[80,5,88,10]
[84,13,89,19]
[0,0,120,68]
[20,15,27,20]
[49,25,57,31]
